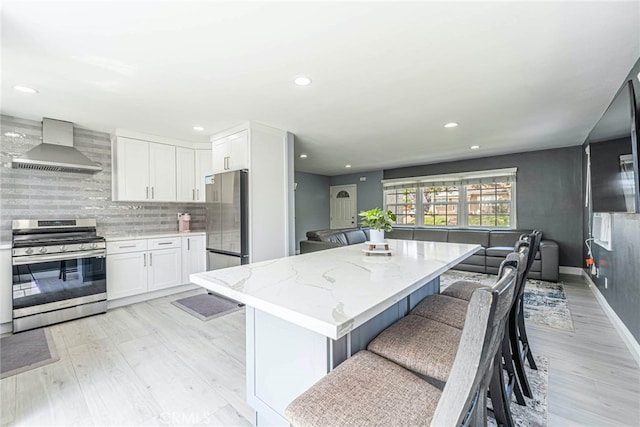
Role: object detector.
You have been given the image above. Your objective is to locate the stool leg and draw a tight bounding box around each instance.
[489,352,514,427]
[517,299,538,370]
[510,309,533,398]
[502,326,526,405]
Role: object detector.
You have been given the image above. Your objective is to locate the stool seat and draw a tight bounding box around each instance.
[410,294,469,330]
[441,280,490,301]
[285,350,441,427]
[367,314,461,382]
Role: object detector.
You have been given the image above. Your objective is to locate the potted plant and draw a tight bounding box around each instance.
[358,208,396,243]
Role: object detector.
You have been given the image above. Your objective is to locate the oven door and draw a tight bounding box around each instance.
[12,250,107,319]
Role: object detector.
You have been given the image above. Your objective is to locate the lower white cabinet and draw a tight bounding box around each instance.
[107,236,186,301]
[182,235,206,284]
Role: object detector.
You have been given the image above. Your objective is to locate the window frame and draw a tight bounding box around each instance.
[382,168,517,229]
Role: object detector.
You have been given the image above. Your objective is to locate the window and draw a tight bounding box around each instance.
[382,168,516,228]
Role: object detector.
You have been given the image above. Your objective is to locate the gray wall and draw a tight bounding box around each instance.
[0,115,205,242]
[585,58,640,342]
[294,171,330,252]
[329,170,384,217]
[384,146,584,267]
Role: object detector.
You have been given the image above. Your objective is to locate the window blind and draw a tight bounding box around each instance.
[381,168,517,190]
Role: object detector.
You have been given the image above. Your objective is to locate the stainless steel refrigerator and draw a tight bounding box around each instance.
[205,169,249,270]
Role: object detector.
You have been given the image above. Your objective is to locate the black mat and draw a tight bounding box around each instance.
[1,328,59,379]
[172,293,242,321]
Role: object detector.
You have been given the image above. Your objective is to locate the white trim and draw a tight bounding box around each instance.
[115,128,202,147]
[381,167,517,187]
[559,266,584,275]
[582,270,640,368]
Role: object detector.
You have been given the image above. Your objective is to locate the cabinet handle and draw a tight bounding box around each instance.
[192,189,195,200]
[196,189,199,200]
[146,187,149,199]
[143,253,146,267]
[225,156,229,170]
[187,238,190,251]
[150,253,153,266]
[157,242,172,246]
[119,245,136,249]
[151,187,155,199]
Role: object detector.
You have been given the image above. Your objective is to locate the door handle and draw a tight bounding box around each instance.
[143,253,146,267]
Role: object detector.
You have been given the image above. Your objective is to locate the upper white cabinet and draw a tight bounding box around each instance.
[113,136,176,202]
[177,147,212,202]
[211,130,249,174]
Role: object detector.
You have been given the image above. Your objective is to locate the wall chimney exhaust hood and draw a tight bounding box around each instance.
[12,118,102,173]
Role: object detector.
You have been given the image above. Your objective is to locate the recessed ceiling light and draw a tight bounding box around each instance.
[294,76,312,86]
[299,154,308,159]
[13,85,38,94]
[193,126,204,131]
[444,122,458,128]
[345,164,352,168]
[470,145,480,150]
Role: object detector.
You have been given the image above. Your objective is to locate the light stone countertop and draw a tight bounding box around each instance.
[0,243,11,250]
[106,231,206,242]
[190,239,480,340]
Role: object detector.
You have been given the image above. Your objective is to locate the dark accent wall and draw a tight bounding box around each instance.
[384,146,584,267]
[329,170,383,215]
[294,172,330,252]
[585,58,640,342]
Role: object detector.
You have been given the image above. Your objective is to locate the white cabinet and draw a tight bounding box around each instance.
[195,149,212,202]
[211,130,249,174]
[181,234,206,284]
[106,237,182,300]
[113,137,176,202]
[176,148,212,202]
[106,251,148,300]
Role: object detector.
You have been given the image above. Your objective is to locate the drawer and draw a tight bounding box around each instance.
[107,239,147,254]
[148,237,181,250]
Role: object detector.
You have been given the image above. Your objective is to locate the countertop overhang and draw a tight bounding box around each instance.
[190,239,480,340]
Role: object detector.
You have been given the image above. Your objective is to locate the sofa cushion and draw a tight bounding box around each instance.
[448,229,490,247]
[306,229,336,241]
[486,246,514,257]
[413,228,449,242]
[387,228,414,240]
[489,230,531,248]
[344,230,367,245]
[319,232,349,246]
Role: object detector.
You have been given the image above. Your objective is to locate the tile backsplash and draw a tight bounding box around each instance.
[0,115,205,242]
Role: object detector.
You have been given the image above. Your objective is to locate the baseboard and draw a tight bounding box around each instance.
[559,266,584,275]
[107,284,199,310]
[582,271,640,368]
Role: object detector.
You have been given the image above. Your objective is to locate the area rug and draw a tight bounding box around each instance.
[172,293,242,321]
[488,355,549,427]
[440,271,575,332]
[1,328,59,379]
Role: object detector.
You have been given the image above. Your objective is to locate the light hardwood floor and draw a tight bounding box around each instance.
[1,274,639,426]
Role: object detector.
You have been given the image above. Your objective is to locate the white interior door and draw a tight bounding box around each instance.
[330,184,357,229]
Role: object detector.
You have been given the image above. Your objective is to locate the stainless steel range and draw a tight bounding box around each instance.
[11,219,106,332]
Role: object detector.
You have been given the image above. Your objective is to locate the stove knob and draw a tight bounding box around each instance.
[91,243,98,249]
[25,248,34,255]
[39,247,48,254]
[60,245,67,252]
[79,244,86,250]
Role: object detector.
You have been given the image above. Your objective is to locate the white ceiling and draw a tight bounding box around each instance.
[2,1,639,176]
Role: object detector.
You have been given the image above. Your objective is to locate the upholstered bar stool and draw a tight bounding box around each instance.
[285,265,518,427]
[366,259,521,427]
[441,231,541,399]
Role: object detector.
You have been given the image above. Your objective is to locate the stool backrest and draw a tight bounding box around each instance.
[519,230,542,274]
[431,260,518,426]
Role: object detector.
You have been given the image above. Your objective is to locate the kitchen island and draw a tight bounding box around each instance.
[190,239,480,426]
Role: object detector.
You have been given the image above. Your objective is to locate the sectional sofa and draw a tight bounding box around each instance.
[300,227,559,282]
